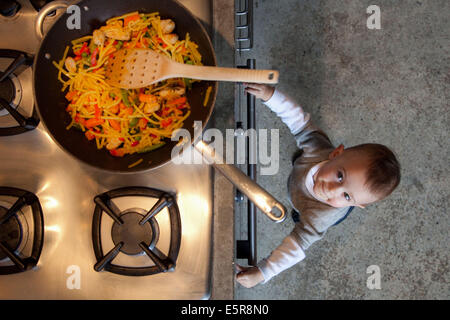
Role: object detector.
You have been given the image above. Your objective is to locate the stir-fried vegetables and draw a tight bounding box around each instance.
[53,11,204,157]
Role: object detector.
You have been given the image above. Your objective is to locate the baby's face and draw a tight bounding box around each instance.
[313,148,379,208]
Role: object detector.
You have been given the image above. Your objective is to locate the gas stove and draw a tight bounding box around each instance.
[0,0,214,299]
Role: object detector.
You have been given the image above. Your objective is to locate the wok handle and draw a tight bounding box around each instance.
[35,1,70,39]
[194,141,286,223]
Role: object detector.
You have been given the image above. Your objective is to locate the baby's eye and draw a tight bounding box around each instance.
[344,192,351,201]
[337,171,343,183]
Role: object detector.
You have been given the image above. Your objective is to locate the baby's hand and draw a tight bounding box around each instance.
[244,83,275,102]
[235,264,265,288]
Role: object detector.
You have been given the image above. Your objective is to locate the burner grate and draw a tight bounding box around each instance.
[92,187,181,276]
[0,187,44,275]
[0,77,15,105]
[111,211,159,255]
[0,206,22,261]
[0,49,39,136]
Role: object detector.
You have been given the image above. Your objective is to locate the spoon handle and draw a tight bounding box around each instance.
[166,62,279,84]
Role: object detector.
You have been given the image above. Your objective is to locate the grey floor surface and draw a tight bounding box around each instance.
[234,0,449,299]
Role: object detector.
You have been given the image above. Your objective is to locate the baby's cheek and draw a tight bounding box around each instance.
[328,198,344,208]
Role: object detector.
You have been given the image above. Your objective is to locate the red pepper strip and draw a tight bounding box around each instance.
[124,13,140,27]
[153,36,165,46]
[75,115,86,126]
[167,97,187,106]
[138,93,156,103]
[94,104,101,119]
[85,118,104,128]
[138,118,148,130]
[131,141,139,147]
[65,91,78,101]
[161,118,173,128]
[91,47,99,67]
[109,149,125,157]
[176,103,187,109]
[85,130,95,141]
[109,104,119,114]
[108,119,121,131]
[78,42,90,56]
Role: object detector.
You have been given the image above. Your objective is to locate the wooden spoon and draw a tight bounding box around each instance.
[105,48,279,89]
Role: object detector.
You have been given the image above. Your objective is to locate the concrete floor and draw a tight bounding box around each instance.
[235,0,449,299]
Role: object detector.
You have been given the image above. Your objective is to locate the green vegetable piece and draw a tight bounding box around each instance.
[72,123,83,131]
[121,89,131,107]
[184,78,192,90]
[129,118,138,127]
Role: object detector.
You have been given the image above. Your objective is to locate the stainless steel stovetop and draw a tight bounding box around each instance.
[0,0,214,300]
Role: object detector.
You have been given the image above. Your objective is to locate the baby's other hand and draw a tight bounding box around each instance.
[235,264,265,288]
[244,83,275,102]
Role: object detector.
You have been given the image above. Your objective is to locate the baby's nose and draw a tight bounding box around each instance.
[326,182,344,197]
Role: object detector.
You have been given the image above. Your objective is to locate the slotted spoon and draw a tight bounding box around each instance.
[105,48,279,89]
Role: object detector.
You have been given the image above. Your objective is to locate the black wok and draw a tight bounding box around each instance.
[33,0,217,172]
[33,0,287,222]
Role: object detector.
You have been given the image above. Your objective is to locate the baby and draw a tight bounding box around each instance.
[236,83,401,288]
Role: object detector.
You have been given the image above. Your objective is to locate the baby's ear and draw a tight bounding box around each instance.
[329,144,345,159]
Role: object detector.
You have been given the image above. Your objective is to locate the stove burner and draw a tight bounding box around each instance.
[0,187,44,275]
[0,49,39,136]
[0,77,15,105]
[0,73,22,117]
[92,187,181,276]
[30,0,55,12]
[0,206,22,261]
[0,0,21,17]
[111,212,159,256]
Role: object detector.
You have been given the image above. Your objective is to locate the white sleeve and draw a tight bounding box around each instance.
[263,89,311,135]
[256,234,306,283]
